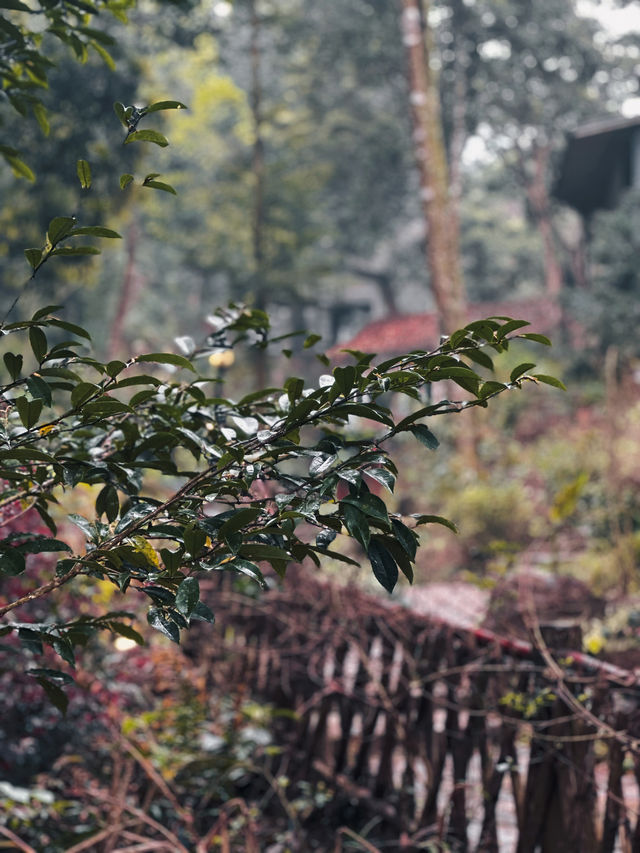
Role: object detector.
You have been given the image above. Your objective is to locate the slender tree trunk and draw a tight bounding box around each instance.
[448,44,468,225]
[108,222,140,360]
[523,144,564,298]
[401,0,478,471]
[249,0,267,386]
[400,0,466,335]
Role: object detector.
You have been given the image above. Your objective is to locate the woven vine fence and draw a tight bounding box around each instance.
[188,571,640,852]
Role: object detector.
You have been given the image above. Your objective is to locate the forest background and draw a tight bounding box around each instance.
[3,0,640,849]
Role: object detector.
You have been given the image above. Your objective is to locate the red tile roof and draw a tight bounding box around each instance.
[332,297,562,357]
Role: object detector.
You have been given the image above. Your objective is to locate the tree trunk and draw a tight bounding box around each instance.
[400,0,466,335]
[523,144,564,298]
[108,221,141,361]
[249,0,267,386]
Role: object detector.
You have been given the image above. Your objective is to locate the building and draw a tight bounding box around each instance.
[554,114,640,217]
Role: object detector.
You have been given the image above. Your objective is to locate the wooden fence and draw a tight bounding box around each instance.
[189,571,640,852]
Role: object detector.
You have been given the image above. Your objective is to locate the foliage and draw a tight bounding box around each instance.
[0,274,555,708]
[572,189,640,362]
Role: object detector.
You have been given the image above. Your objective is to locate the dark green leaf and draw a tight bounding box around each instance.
[341,502,370,550]
[29,326,48,361]
[135,352,195,372]
[147,608,180,643]
[3,352,23,381]
[409,424,439,450]
[0,547,26,576]
[24,248,42,269]
[190,601,215,623]
[96,484,119,522]
[26,374,52,405]
[218,507,262,540]
[27,668,74,684]
[120,173,134,189]
[367,539,398,593]
[340,492,389,526]
[109,622,144,645]
[175,576,199,617]
[70,226,121,239]
[510,362,536,383]
[364,467,395,492]
[413,514,458,533]
[36,677,69,714]
[51,246,101,258]
[391,518,417,560]
[47,318,92,340]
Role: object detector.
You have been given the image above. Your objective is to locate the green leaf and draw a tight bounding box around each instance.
[175,576,199,617]
[367,539,398,593]
[15,395,43,428]
[76,159,91,189]
[341,502,370,550]
[0,547,26,576]
[218,507,262,541]
[47,318,92,340]
[391,518,417,560]
[496,319,530,338]
[16,536,71,555]
[25,375,52,405]
[227,558,266,586]
[33,103,50,137]
[183,523,206,557]
[125,129,169,147]
[51,246,101,257]
[70,226,121,239]
[47,216,77,245]
[120,173,134,189]
[363,467,395,492]
[147,608,180,643]
[413,514,458,533]
[3,352,23,381]
[510,362,536,383]
[135,352,195,372]
[71,382,100,407]
[24,248,42,269]
[409,424,439,450]
[532,374,566,391]
[114,102,128,127]
[27,668,74,684]
[90,41,115,70]
[109,622,144,645]
[7,156,35,182]
[190,601,215,623]
[53,637,75,667]
[96,484,119,522]
[36,677,69,714]
[519,333,551,346]
[143,100,188,113]
[142,179,177,195]
[340,492,389,526]
[331,402,394,426]
[303,333,322,349]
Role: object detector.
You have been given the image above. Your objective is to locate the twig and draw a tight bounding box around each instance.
[0,826,38,853]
